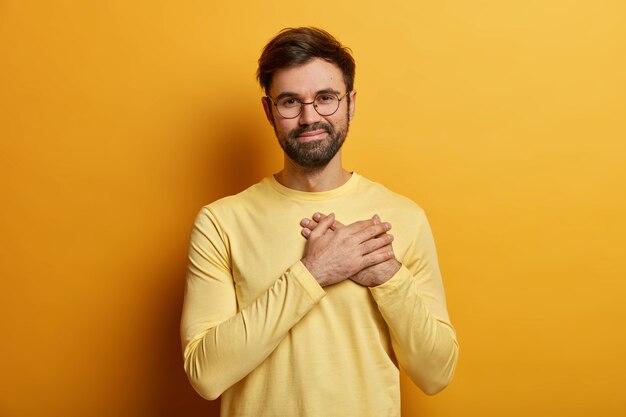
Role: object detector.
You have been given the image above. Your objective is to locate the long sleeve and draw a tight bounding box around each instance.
[180,208,326,400]
[369,209,459,395]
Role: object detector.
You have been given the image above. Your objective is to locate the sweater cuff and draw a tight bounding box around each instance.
[369,264,412,301]
[288,260,326,303]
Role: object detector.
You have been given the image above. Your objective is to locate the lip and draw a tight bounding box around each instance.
[297,129,328,142]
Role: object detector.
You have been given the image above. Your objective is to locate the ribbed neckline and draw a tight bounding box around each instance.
[266,172,361,201]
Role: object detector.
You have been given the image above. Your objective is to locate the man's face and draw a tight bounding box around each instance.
[263,58,356,169]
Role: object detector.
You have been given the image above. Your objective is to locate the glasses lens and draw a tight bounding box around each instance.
[314,94,340,116]
[276,97,302,119]
[274,93,342,118]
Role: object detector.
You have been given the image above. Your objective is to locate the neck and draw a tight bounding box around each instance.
[275,153,351,192]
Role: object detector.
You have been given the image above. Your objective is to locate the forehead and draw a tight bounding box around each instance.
[269,58,345,97]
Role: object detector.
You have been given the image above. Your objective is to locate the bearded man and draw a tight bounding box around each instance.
[181,27,459,417]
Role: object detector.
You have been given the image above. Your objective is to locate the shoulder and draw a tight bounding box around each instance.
[194,177,275,226]
[203,177,273,212]
[356,175,425,216]
[352,175,430,241]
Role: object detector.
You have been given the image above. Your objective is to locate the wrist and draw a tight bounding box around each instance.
[301,258,328,287]
[374,259,402,286]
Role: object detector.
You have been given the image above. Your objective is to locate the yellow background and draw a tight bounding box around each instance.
[1,1,625,416]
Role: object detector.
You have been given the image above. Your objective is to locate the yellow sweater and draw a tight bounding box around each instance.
[181,173,458,417]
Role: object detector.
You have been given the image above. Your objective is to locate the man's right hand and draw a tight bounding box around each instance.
[301,213,396,287]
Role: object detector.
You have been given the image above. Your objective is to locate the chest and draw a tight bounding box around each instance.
[224,199,415,309]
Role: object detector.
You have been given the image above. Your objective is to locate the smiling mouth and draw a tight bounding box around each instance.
[296,129,328,141]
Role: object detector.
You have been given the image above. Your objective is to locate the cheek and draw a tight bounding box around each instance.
[327,114,349,130]
[276,119,297,133]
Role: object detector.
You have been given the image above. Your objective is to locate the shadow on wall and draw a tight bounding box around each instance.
[147,106,268,417]
[151,257,222,417]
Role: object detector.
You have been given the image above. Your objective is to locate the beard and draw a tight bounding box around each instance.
[278,120,349,169]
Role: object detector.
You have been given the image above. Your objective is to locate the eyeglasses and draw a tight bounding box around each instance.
[266,92,350,119]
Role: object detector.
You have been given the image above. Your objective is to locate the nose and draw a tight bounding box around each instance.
[298,101,322,125]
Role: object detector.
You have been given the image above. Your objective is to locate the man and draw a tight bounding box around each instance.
[181,27,458,417]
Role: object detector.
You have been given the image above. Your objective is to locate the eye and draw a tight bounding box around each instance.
[316,94,336,103]
[280,98,300,108]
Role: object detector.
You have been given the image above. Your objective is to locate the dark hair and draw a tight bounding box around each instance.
[257,27,356,95]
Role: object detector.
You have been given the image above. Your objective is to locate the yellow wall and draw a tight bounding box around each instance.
[1,1,625,416]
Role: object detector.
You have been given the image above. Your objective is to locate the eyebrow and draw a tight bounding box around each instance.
[275,88,342,101]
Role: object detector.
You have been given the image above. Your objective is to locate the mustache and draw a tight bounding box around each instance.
[287,122,334,140]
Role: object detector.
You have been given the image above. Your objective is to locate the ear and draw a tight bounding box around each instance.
[348,90,357,121]
[261,96,275,126]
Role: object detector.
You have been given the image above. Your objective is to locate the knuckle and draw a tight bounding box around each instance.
[361,241,373,255]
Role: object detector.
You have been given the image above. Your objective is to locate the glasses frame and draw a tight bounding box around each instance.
[266,91,350,119]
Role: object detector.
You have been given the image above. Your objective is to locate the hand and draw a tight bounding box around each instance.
[301,213,402,287]
[300,213,396,287]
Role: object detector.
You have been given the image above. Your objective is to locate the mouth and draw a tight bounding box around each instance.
[295,129,329,142]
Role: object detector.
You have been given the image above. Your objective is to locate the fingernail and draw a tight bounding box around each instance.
[385,222,391,230]
[313,212,321,220]
[302,228,310,237]
[301,218,310,226]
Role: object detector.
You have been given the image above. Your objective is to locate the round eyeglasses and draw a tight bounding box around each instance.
[266,92,350,119]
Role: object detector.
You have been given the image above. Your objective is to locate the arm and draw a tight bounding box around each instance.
[181,208,326,400]
[370,210,458,395]
[301,211,459,395]
[181,209,393,400]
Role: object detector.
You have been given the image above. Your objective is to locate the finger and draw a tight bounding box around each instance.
[372,215,389,237]
[311,213,332,227]
[342,218,379,235]
[300,216,344,239]
[312,212,325,222]
[360,245,396,269]
[308,213,345,230]
[332,219,345,228]
[354,221,392,243]
[300,218,317,239]
[300,218,318,229]
[360,233,394,255]
[308,213,335,238]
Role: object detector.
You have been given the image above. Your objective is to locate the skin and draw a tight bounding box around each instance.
[261,58,354,192]
[300,213,402,287]
[262,58,401,287]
